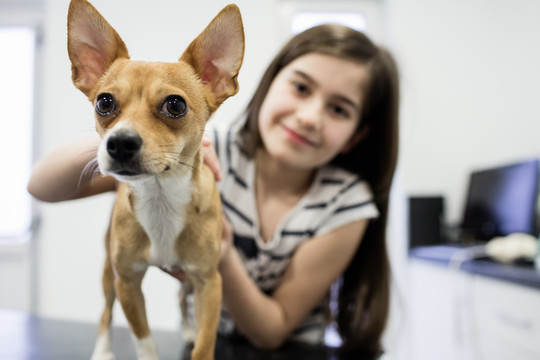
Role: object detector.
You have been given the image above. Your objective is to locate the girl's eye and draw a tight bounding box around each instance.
[95,93,116,116]
[329,104,350,119]
[161,95,187,118]
[292,81,309,95]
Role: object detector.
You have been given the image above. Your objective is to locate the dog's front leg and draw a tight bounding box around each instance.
[115,270,159,360]
[91,249,116,360]
[191,270,222,360]
[179,280,196,344]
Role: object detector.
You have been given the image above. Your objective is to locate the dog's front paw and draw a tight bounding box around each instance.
[134,336,159,360]
[91,352,115,360]
[92,331,115,360]
[180,324,197,345]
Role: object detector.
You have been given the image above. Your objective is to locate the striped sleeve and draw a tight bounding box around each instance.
[311,172,379,237]
[205,119,249,195]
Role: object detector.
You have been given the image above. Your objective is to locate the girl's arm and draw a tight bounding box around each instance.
[28,135,220,203]
[220,218,369,349]
[27,137,117,202]
[165,138,366,347]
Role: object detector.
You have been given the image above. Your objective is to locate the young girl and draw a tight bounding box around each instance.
[28,24,399,356]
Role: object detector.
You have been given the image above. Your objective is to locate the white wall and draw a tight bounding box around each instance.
[390,0,540,222]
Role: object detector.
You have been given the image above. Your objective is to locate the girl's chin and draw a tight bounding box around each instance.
[265,150,319,171]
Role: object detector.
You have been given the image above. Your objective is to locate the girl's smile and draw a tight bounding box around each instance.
[257,53,368,171]
[280,124,319,147]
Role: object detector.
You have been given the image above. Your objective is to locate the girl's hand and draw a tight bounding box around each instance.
[219,216,234,268]
[202,135,222,181]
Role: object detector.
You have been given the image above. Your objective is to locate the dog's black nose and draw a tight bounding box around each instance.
[106,130,143,162]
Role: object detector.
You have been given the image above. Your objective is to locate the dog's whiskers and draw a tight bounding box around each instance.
[79,158,100,188]
[146,154,200,177]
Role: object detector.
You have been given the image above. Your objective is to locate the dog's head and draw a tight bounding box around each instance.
[67,0,244,181]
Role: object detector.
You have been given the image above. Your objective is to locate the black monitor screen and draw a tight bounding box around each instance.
[461,159,539,240]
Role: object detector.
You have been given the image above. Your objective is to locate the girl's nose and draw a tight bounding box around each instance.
[296,98,324,130]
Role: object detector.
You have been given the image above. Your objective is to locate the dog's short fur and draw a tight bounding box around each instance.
[67,1,244,359]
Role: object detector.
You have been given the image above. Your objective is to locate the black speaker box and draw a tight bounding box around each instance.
[408,196,444,248]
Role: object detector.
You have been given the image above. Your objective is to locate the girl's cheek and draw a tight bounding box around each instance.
[333,124,358,152]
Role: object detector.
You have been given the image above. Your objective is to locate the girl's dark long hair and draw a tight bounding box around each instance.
[240,25,400,356]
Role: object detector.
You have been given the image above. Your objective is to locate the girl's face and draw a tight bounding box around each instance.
[258,53,368,171]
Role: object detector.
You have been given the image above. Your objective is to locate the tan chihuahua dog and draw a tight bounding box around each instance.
[67,0,244,359]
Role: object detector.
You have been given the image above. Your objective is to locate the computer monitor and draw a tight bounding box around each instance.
[461,159,539,240]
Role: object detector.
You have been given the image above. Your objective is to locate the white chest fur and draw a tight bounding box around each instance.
[130,174,193,269]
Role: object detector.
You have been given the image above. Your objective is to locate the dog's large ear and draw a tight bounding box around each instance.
[180,5,245,111]
[67,0,129,96]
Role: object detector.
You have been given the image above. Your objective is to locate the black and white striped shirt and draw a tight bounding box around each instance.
[209,119,379,344]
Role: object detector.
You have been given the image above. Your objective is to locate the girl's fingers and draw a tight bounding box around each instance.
[202,135,222,181]
[160,267,188,282]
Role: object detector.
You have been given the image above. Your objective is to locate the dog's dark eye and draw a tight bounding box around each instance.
[161,95,187,118]
[95,93,116,116]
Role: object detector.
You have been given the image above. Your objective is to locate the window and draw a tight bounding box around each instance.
[277,0,385,45]
[291,11,367,34]
[0,27,36,240]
